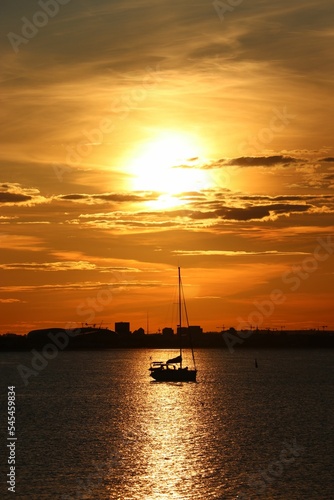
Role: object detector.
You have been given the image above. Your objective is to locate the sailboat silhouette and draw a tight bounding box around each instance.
[149,267,197,382]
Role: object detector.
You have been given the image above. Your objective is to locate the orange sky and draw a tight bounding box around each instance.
[1,0,334,333]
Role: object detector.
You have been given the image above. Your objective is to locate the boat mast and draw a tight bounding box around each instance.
[178,266,182,369]
[181,280,197,372]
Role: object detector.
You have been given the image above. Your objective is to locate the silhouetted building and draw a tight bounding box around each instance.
[176,325,203,336]
[162,327,174,337]
[115,322,130,335]
[132,327,145,336]
[177,326,188,335]
[188,325,203,335]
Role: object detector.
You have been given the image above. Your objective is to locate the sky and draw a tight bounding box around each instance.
[1,0,334,334]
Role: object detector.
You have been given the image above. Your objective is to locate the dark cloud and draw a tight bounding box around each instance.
[224,156,299,167]
[141,201,314,223]
[216,203,311,221]
[58,192,158,203]
[181,156,301,170]
[238,194,333,202]
[321,157,334,162]
[60,194,87,201]
[0,192,32,203]
[189,210,216,220]
[95,193,157,202]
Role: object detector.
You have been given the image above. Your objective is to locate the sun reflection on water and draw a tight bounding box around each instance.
[138,383,203,499]
[101,350,235,499]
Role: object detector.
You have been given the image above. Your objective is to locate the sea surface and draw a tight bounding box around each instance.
[0,348,333,499]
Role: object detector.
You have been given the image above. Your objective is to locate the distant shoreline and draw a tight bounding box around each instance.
[1,327,334,351]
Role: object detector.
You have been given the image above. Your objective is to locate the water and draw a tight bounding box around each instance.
[0,349,333,499]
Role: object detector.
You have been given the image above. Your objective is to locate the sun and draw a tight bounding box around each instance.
[128,131,211,196]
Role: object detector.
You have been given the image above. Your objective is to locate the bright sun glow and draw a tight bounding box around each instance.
[129,132,211,201]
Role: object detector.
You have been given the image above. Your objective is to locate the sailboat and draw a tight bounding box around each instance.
[149,267,197,382]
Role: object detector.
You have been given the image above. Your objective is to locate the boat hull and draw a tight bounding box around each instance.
[150,367,197,382]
